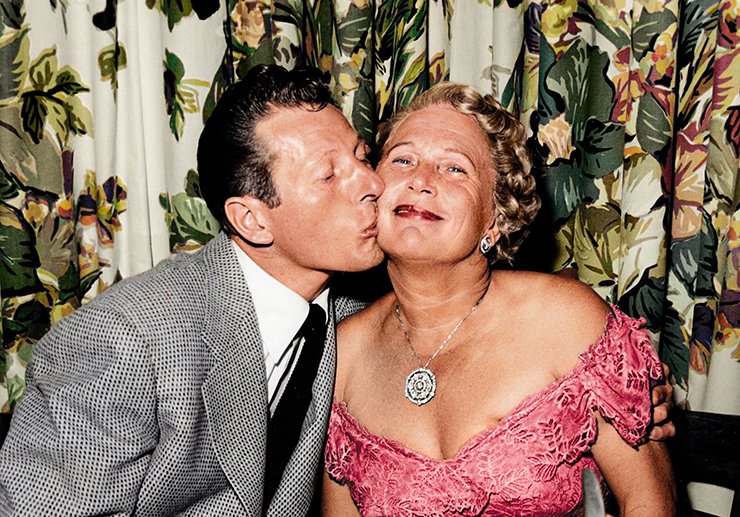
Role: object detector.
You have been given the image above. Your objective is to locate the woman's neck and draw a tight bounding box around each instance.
[387,257,492,339]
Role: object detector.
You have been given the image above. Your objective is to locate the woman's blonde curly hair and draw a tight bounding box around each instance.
[377,82,541,265]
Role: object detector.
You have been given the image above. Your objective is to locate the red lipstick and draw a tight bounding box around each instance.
[394,205,442,221]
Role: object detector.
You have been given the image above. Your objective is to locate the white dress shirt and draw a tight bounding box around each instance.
[232,241,329,414]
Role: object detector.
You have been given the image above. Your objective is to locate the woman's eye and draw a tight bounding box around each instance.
[447,165,466,174]
[392,157,411,165]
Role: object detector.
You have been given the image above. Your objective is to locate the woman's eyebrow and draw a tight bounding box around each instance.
[442,147,475,162]
[385,141,412,153]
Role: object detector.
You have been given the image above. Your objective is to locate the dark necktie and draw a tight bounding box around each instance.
[263,303,327,513]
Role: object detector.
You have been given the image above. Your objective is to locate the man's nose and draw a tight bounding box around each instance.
[359,165,384,202]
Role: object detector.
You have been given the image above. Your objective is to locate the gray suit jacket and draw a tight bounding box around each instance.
[0,232,365,516]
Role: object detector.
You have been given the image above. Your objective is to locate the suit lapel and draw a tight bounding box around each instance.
[267,300,337,515]
[199,233,340,516]
[200,233,268,517]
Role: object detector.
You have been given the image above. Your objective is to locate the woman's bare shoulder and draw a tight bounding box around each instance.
[337,293,394,344]
[496,269,608,318]
[493,270,611,374]
[334,293,395,400]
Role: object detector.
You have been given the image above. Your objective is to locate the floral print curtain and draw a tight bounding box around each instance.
[1,0,738,510]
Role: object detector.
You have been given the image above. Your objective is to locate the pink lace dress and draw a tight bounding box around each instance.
[325,307,663,516]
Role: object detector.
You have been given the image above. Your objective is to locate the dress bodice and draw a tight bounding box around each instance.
[325,307,663,516]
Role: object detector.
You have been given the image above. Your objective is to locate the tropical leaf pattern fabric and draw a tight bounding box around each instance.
[0,3,738,508]
[0,0,223,411]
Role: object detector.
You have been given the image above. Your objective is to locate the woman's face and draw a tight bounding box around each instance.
[376,105,499,264]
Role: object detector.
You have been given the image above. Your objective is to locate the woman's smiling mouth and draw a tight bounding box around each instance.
[394,205,442,221]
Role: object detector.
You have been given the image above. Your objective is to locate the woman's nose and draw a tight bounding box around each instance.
[408,163,436,195]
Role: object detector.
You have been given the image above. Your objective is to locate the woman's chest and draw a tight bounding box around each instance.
[339,390,598,517]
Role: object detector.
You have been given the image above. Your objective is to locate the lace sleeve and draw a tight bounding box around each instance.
[579,306,664,446]
[324,402,355,484]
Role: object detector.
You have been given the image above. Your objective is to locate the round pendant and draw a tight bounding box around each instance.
[405,368,436,406]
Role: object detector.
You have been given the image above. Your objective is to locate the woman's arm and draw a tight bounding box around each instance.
[591,412,676,517]
[322,471,361,516]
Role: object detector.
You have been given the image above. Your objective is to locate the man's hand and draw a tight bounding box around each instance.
[649,362,675,441]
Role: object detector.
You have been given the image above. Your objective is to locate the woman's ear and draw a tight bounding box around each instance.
[224,196,274,246]
[486,213,502,245]
[487,224,501,246]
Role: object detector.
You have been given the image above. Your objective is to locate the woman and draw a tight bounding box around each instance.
[322,83,676,516]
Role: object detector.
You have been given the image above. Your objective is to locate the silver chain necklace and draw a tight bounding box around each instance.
[395,287,488,406]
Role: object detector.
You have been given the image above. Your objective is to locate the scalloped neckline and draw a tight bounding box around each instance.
[333,307,623,463]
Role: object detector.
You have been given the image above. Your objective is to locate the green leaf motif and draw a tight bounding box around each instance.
[0,0,24,31]
[707,118,740,208]
[147,0,193,31]
[351,79,375,144]
[577,119,625,178]
[583,2,630,49]
[98,43,128,89]
[571,204,621,286]
[163,51,209,140]
[203,57,230,123]
[164,49,186,140]
[636,92,672,157]
[542,160,600,225]
[633,9,678,62]
[436,0,455,39]
[28,47,57,91]
[169,103,185,140]
[544,39,615,139]
[65,96,92,137]
[9,300,50,342]
[20,94,47,145]
[184,169,204,198]
[397,52,426,108]
[375,0,428,120]
[337,3,372,57]
[237,38,274,72]
[536,40,561,125]
[0,161,22,201]
[5,374,26,411]
[164,49,185,83]
[0,203,43,297]
[162,192,219,252]
[0,25,30,101]
[670,210,718,298]
[78,269,104,299]
[57,261,81,304]
[159,192,170,212]
[19,48,93,146]
[658,306,689,387]
[501,44,524,113]
[51,67,90,96]
[310,0,334,61]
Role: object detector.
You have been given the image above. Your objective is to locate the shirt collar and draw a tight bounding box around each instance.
[231,240,329,360]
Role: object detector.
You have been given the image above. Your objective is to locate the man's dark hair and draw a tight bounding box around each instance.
[197,65,336,236]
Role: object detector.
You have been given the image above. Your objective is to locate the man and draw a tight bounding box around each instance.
[0,65,383,516]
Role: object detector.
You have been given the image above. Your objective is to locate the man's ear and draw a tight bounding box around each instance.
[224,196,274,246]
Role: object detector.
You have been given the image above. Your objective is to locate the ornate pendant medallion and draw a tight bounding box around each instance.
[404,367,436,406]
